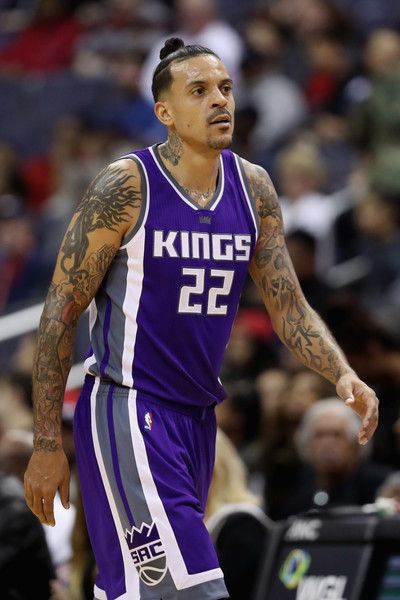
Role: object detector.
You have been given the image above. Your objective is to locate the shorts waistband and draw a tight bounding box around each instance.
[83,374,216,420]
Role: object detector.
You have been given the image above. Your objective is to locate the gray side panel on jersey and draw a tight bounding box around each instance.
[89,291,108,378]
[236,156,260,237]
[120,154,148,246]
[94,387,131,532]
[102,254,130,384]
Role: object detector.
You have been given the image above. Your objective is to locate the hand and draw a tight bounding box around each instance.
[24,448,70,526]
[336,372,379,445]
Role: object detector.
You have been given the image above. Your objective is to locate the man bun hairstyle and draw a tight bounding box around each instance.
[159,37,185,60]
[152,37,219,102]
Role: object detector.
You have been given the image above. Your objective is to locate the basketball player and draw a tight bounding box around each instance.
[24,38,379,600]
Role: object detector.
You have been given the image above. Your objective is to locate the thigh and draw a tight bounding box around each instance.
[74,377,228,600]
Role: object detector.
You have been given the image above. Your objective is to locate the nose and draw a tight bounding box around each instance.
[210,86,228,108]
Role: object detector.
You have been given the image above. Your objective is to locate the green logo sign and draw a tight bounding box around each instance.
[279,549,311,589]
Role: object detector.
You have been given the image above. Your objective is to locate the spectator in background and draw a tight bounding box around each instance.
[285,229,336,315]
[0,426,76,594]
[205,429,271,600]
[87,50,165,146]
[351,29,400,156]
[237,18,307,154]
[277,142,336,258]
[328,302,400,469]
[0,471,55,599]
[0,194,51,311]
[261,371,334,519]
[275,398,391,519]
[303,34,353,115]
[0,0,83,75]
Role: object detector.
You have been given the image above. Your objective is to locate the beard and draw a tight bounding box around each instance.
[207,133,233,150]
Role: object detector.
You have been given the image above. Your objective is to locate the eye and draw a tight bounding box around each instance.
[221,84,232,94]
[192,87,205,96]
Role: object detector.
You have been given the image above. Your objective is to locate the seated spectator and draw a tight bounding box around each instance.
[274,398,392,519]
[0,194,51,312]
[0,472,54,599]
[0,0,83,75]
[328,303,400,468]
[261,371,334,519]
[277,141,336,245]
[205,429,271,600]
[286,229,336,315]
[0,427,76,593]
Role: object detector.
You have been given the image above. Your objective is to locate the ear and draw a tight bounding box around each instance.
[154,101,174,127]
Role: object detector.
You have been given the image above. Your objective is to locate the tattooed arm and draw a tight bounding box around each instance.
[24,159,142,525]
[244,160,378,444]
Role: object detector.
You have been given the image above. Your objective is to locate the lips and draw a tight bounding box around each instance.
[209,111,231,125]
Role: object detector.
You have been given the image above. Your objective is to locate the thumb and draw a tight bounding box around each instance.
[60,476,70,510]
[337,379,354,405]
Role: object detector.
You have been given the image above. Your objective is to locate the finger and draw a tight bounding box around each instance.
[24,477,34,511]
[359,393,378,444]
[32,491,48,525]
[59,476,70,510]
[42,493,56,527]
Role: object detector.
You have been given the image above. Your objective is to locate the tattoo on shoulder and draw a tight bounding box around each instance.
[160,132,183,166]
[61,163,141,276]
[247,164,280,220]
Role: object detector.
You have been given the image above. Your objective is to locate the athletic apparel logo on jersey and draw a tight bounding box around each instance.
[125,521,167,586]
[144,412,153,431]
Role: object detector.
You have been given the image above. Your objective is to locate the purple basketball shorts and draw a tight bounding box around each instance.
[73,375,228,600]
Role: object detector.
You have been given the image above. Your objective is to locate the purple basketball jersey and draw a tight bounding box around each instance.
[85,145,259,407]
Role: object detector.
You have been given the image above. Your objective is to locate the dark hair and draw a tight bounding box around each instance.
[151,37,219,102]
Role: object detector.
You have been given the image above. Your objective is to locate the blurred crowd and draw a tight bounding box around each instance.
[2,0,400,598]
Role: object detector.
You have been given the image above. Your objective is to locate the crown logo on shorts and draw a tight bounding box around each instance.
[125,521,160,551]
[125,521,167,586]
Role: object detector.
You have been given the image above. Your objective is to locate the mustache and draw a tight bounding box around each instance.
[207,109,232,124]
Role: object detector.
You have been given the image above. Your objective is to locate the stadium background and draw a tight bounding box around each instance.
[1,0,400,598]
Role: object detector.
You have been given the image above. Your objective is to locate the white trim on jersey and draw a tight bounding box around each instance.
[128,389,224,590]
[149,146,225,213]
[84,299,98,373]
[207,155,225,211]
[90,378,141,600]
[233,153,260,239]
[94,585,129,600]
[93,584,107,599]
[120,153,150,388]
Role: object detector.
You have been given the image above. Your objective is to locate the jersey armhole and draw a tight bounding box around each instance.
[119,153,149,248]
[233,154,260,239]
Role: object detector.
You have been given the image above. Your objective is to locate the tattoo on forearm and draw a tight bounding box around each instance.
[33,162,140,450]
[247,163,348,384]
[159,132,183,166]
[61,164,140,276]
[33,244,117,451]
[32,163,141,453]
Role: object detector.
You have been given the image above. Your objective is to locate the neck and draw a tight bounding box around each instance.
[158,132,221,194]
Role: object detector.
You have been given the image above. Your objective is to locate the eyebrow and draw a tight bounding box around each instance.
[185,78,233,88]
